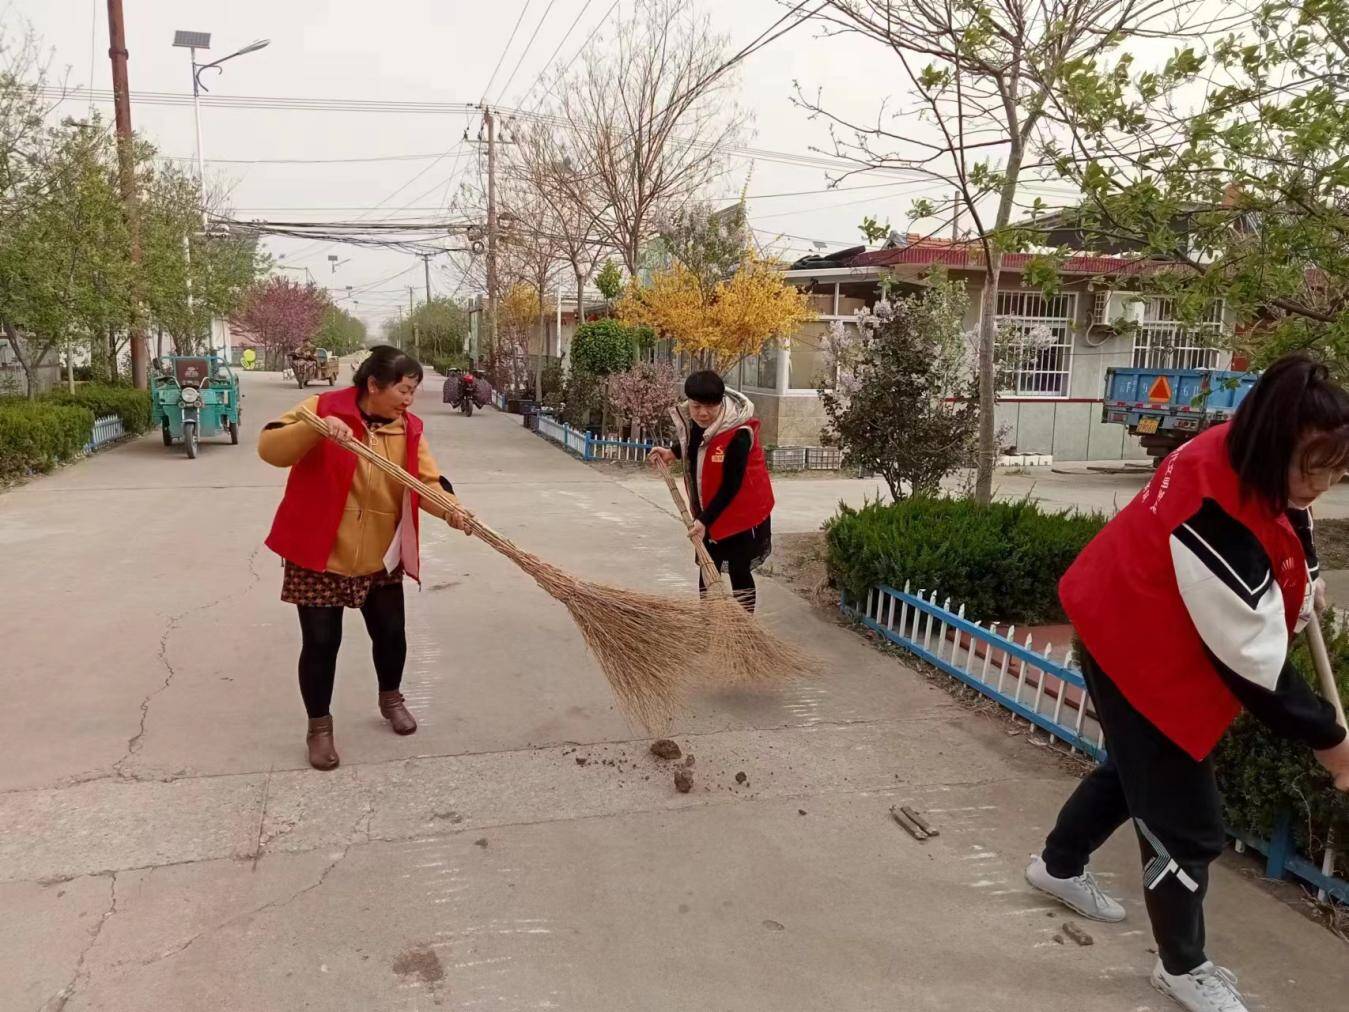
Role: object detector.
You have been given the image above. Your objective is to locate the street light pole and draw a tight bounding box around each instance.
[173,31,269,363]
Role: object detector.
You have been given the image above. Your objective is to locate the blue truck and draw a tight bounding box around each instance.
[1102,366,1259,463]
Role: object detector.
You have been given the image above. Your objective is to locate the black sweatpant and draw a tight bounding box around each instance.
[1042,650,1226,976]
[698,520,771,613]
[296,581,407,719]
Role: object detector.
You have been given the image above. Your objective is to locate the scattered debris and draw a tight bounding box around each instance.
[473,838,489,849]
[735,772,748,785]
[674,769,694,793]
[890,805,939,841]
[762,919,785,931]
[1061,921,1094,947]
[682,754,695,768]
[650,739,682,760]
[798,809,807,816]
[575,756,588,766]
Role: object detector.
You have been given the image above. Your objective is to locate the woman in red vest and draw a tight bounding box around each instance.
[259,346,467,770]
[1025,355,1349,1012]
[648,370,775,611]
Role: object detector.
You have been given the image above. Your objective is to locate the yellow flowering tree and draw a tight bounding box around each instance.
[618,256,814,371]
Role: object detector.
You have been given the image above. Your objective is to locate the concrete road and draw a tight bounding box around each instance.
[1,371,1342,1011]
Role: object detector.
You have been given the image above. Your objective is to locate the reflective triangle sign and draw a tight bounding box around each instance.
[1146,375,1172,404]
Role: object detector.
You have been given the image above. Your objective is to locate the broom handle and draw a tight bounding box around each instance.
[1307,604,1348,730]
[654,458,724,591]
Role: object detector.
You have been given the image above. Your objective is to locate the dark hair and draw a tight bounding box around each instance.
[684,369,725,404]
[1227,353,1349,508]
[353,345,423,391]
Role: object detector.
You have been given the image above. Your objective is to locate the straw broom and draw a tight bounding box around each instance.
[296,408,808,727]
[654,457,817,685]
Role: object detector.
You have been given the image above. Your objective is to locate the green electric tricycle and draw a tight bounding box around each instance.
[151,355,242,459]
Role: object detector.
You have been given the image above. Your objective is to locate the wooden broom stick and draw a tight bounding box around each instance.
[654,457,726,596]
[1307,605,1348,730]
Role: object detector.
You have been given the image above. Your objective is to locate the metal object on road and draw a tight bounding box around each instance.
[890,805,938,841]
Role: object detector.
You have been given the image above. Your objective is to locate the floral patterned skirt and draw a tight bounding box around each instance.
[281,561,403,609]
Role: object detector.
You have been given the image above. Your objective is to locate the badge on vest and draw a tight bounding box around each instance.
[711,449,725,463]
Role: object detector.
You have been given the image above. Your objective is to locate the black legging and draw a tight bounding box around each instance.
[699,528,762,613]
[296,582,407,719]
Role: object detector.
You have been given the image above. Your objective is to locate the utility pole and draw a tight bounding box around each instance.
[422,254,432,307]
[407,286,418,358]
[484,106,498,371]
[106,0,148,389]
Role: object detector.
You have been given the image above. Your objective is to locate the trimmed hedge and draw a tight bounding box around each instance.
[825,496,1106,625]
[0,400,95,477]
[44,384,152,435]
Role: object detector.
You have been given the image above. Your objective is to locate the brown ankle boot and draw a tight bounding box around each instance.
[379,690,417,735]
[306,716,339,770]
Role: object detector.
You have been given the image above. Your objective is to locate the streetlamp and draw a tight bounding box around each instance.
[172,31,270,362]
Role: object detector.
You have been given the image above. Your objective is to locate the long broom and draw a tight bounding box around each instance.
[296,408,808,726]
[654,457,817,684]
[1304,605,1348,891]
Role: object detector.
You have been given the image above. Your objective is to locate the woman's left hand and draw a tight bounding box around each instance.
[688,520,706,542]
[446,499,473,536]
[1314,577,1328,615]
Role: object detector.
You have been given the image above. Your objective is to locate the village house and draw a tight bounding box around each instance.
[742,235,1237,461]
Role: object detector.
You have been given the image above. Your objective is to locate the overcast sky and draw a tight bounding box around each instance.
[9,0,1224,333]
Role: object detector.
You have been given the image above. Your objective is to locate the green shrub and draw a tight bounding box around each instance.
[825,496,1106,625]
[45,384,152,435]
[1215,612,1349,874]
[0,400,95,477]
[570,319,637,377]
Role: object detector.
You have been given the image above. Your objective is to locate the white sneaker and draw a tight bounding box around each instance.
[1151,960,1248,1012]
[1024,854,1126,922]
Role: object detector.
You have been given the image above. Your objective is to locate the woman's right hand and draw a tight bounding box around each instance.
[325,417,355,444]
[1315,738,1349,791]
[647,446,676,468]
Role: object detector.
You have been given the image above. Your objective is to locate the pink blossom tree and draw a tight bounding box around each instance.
[229,277,328,370]
[607,360,679,442]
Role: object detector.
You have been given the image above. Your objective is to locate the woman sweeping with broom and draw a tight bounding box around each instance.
[648,370,775,611]
[259,345,468,770]
[1026,354,1349,1012]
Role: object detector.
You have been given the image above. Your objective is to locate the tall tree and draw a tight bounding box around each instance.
[1039,0,1349,370]
[796,0,1204,503]
[552,0,747,274]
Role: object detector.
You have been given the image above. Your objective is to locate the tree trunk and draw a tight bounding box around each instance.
[108,325,119,382]
[973,259,1001,504]
[535,300,546,401]
[2,322,38,399]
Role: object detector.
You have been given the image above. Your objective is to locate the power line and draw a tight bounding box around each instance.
[496,0,564,105]
[159,150,457,165]
[516,0,599,106]
[481,1,535,103]
[525,0,619,112]
[40,87,480,115]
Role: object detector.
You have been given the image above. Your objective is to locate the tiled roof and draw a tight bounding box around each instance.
[847,244,1151,275]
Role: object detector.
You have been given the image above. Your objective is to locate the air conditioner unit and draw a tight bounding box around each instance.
[1092,291,1145,327]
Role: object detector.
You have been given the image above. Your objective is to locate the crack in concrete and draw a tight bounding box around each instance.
[45,872,117,1012]
[139,779,373,971]
[112,547,264,779]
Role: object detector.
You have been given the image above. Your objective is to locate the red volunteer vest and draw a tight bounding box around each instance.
[265,385,425,581]
[695,419,775,541]
[1059,423,1306,760]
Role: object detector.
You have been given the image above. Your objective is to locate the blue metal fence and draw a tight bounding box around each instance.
[534,412,654,462]
[83,415,124,453]
[842,581,1347,905]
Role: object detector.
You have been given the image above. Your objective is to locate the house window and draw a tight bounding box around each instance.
[1131,298,1226,370]
[995,291,1076,397]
